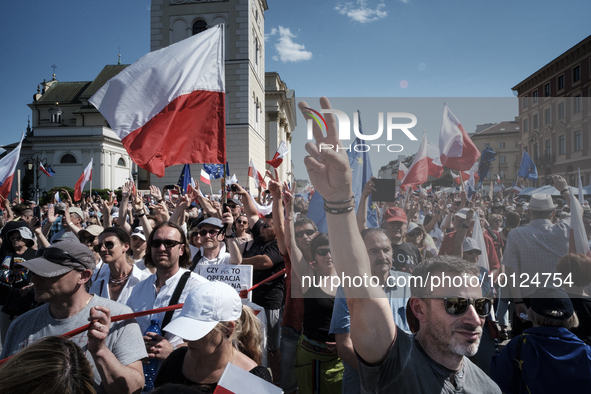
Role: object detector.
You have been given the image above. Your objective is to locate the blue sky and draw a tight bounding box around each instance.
[1,0,590,171]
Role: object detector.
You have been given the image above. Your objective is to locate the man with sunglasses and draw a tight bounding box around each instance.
[299,96,500,393]
[189,217,230,267]
[126,222,208,365]
[0,238,147,393]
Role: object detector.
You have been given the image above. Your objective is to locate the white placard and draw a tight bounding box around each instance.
[196,264,253,301]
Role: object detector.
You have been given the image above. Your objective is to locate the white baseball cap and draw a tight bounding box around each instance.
[163,281,242,341]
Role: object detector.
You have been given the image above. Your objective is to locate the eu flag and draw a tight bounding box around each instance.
[203,163,230,180]
[177,164,191,194]
[477,148,496,187]
[517,151,538,181]
[307,110,378,233]
[46,165,56,176]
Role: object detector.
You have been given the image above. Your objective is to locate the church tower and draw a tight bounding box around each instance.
[150,0,268,189]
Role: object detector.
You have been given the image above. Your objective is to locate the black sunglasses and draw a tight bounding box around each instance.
[315,248,331,257]
[295,229,316,238]
[236,220,248,225]
[407,231,422,237]
[36,247,84,266]
[9,235,23,241]
[93,241,116,253]
[151,239,183,249]
[80,235,96,244]
[441,297,491,317]
[198,229,220,237]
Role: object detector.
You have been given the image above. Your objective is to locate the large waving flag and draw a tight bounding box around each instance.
[266,140,289,168]
[517,150,537,181]
[200,169,211,185]
[568,186,591,256]
[426,142,444,178]
[74,159,93,201]
[248,159,266,189]
[203,162,230,180]
[177,164,191,194]
[397,162,408,181]
[401,132,429,187]
[477,148,496,186]
[578,168,584,206]
[471,211,490,271]
[307,110,378,232]
[89,25,226,178]
[0,133,25,208]
[439,104,480,171]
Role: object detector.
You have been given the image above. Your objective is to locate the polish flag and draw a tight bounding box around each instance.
[74,159,93,202]
[439,104,480,171]
[89,25,226,178]
[426,142,444,178]
[247,190,273,217]
[266,140,289,168]
[0,133,24,208]
[397,162,408,181]
[401,132,429,187]
[214,362,282,394]
[568,188,591,256]
[450,170,470,186]
[200,169,211,185]
[248,159,267,189]
[39,163,53,177]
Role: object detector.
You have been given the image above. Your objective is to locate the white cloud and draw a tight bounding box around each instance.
[271,26,312,63]
[265,28,277,42]
[335,0,387,23]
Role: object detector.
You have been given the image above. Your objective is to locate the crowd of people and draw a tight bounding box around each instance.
[0,100,590,393]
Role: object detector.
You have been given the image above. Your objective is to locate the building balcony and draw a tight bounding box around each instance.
[534,153,555,169]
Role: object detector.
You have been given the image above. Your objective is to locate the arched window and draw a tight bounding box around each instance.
[117,158,126,166]
[60,154,77,164]
[192,20,207,35]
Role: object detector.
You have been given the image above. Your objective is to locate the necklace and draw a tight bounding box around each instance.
[84,294,93,308]
[109,269,132,284]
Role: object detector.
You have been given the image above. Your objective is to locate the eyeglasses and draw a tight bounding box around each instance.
[9,235,23,242]
[36,247,84,266]
[464,250,482,256]
[79,235,96,244]
[151,239,183,249]
[295,229,316,238]
[407,231,422,237]
[236,220,248,225]
[441,297,492,317]
[315,248,331,257]
[198,229,220,237]
[93,241,116,253]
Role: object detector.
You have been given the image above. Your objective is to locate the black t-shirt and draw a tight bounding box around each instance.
[155,347,272,392]
[303,284,335,343]
[391,242,422,273]
[243,219,285,309]
[568,294,591,345]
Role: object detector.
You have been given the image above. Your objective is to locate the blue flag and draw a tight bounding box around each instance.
[203,163,230,180]
[46,165,56,176]
[518,151,538,181]
[307,110,378,233]
[177,164,191,194]
[477,148,496,187]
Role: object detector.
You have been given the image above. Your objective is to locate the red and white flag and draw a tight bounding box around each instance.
[214,362,282,394]
[39,163,52,177]
[401,132,429,187]
[397,162,408,181]
[266,140,289,168]
[439,104,480,171]
[0,133,24,208]
[89,25,226,178]
[426,142,444,178]
[248,159,267,189]
[450,170,470,186]
[74,159,93,201]
[200,169,211,185]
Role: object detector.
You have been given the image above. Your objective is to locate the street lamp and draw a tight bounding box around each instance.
[23,155,49,205]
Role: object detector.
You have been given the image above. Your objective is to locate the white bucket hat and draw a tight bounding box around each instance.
[163,281,242,341]
[528,193,557,211]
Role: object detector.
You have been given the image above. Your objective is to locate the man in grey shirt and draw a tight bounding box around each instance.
[1,238,146,394]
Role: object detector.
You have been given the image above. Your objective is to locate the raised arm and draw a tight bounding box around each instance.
[232,183,259,228]
[300,97,395,364]
[117,182,133,234]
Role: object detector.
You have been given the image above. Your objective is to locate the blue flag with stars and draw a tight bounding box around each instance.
[517,150,538,181]
[177,164,191,194]
[203,163,230,180]
[307,110,378,233]
[477,148,496,187]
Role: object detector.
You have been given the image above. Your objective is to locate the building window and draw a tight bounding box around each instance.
[60,154,77,164]
[558,102,565,119]
[533,114,538,129]
[192,20,207,35]
[544,83,551,97]
[533,90,538,103]
[573,65,581,83]
[523,118,529,132]
[515,141,519,148]
[557,74,565,91]
[523,96,528,108]
[574,130,582,151]
[545,139,551,155]
[117,158,126,166]
[500,170,506,179]
[559,135,565,154]
[533,143,539,161]
[499,155,506,163]
[544,108,551,124]
[574,94,582,113]
[499,142,506,149]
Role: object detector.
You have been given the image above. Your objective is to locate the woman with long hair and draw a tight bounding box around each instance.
[154,282,271,392]
[89,227,149,304]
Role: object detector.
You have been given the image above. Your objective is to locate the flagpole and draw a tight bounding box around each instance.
[17,170,20,203]
[89,180,92,201]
